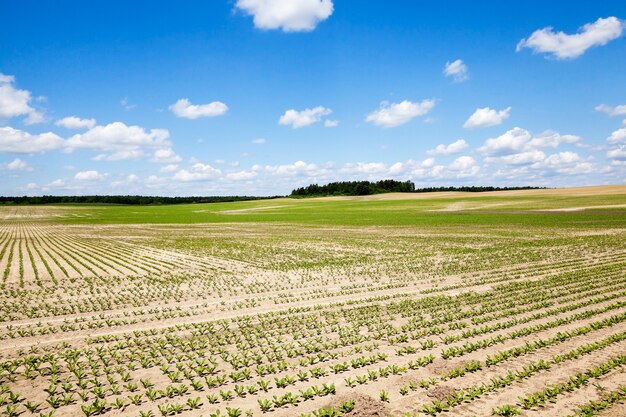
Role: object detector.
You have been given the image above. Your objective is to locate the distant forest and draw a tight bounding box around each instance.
[0,182,546,204]
[0,195,275,205]
[290,180,545,197]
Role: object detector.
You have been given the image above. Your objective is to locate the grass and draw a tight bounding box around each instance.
[55,193,626,228]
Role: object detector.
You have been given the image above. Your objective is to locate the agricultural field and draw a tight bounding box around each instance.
[0,185,625,417]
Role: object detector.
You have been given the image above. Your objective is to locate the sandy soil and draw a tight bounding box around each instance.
[0,205,625,417]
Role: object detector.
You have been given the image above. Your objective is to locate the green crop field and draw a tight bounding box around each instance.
[0,186,625,417]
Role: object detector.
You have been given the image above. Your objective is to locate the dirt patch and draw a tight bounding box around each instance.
[542,204,626,212]
[330,394,390,417]
[427,385,457,401]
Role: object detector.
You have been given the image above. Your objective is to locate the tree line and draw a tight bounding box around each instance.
[0,195,277,205]
[290,180,545,197]
[0,183,546,204]
[291,180,416,197]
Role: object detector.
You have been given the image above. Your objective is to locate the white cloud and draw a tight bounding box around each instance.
[324,119,339,127]
[528,131,581,148]
[607,147,626,161]
[173,163,222,181]
[448,156,480,177]
[1,158,33,171]
[0,126,64,153]
[595,104,626,117]
[606,125,626,163]
[479,127,580,157]
[497,150,546,165]
[340,162,387,175]
[0,73,44,124]
[443,59,468,82]
[151,148,182,163]
[533,152,594,176]
[516,16,625,59]
[160,164,179,172]
[74,170,105,181]
[169,98,228,119]
[146,175,164,186]
[463,107,511,129]
[110,174,139,188]
[93,150,144,161]
[67,122,171,160]
[264,160,324,177]
[120,97,136,111]
[279,106,332,128]
[226,170,258,181]
[365,99,436,128]
[49,179,66,187]
[427,139,469,156]
[55,116,96,129]
[252,138,267,145]
[235,0,333,32]
[608,127,626,144]
[543,151,582,166]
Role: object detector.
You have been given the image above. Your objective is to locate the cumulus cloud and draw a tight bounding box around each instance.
[0,73,44,124]
[516,16,625,59]
[497,150,546,166]
[365,99,436,128]
[463,107,511,129]
[169,99,228,119]
[252,138,267,145]
[324,119,339,127]
[443,59,468,82]
[479,127,580,157]
[66,122,171,161]
[528,131,581,148]
[279,106,332,128]
[536,152,594,176]
[110,174,139,188]
[448,156,480,177]
[235,0,333,32]
[606,125,626,164]
[151,148,182,163]
[607,147,626,162]
[93,150,144,161]
[339,162,387,175]
[226,170,258,181]
[478,128,590,177]
[595,103,626,117]
[160,164,179,173]
[427,139,469,156]
[55,116,96,129]
[74,170,105,181]
[0,158,33,171]
[607,126,626,144]
[543,151,582,166]
[173,163,222,181]
[264,160,323,176]
[0,126,65,153]
[29,121,180,162]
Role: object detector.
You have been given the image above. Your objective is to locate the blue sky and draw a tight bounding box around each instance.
[1,0,625,195]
